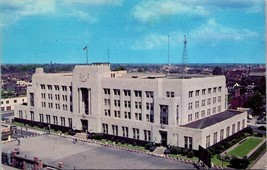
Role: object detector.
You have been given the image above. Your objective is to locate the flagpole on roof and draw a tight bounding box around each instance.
[83,45,88,64]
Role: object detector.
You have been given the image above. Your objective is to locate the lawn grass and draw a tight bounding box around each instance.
[227,137,263,158]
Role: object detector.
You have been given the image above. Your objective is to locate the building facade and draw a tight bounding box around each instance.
[1,96,27,111]
[15,64,247,149]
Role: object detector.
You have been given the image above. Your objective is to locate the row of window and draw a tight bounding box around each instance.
[104,89,154,98]
[18,111,73,127]
[41,102,69,111]
[189,86,222,98]
[1,99,20,105]
[102,123,151,141]
[104,99,154,111]
[188,106,221,122]
[104,109,154,122]
[41,93,68,101]
[40,84,70,92]
[188,96,222,110]
[206,119,245,147]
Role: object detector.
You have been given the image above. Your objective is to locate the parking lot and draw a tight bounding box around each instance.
[2,135,195,169]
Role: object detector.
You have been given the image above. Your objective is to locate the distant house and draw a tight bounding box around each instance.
[1,96,27,112]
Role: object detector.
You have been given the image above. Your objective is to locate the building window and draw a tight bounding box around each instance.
[220,129,224,140]
[133,128,139,139]
[145,91,153,98]
[104,88,110,95]
[201,99,205,106]
[124,112,131,119]
[218,96,221,102]
[206,135,210,148]
[207,109,211,116]
[134,90,142,97]
[184,136,193,149]
[124,101,131,108]
[144,130,151,141]
[122,126,129,137]
[39,114,44,122]
[18,110,23,118]
[213,132,218,144]
[112,125,118,136]
[135,112,142,121]
[226,126,230,137]
[207,98,211,105]
[48,94,53,100]
[195,101,199,108]
[195,90,200,96]
[104,109,111,116]
[213,87,217,93]
[218,86,222,92]
[167,91,174,97]
[102,124,108,134]
[30,111,34,120]
[41,84,45,90]
[232,124,236,134]
[208,88,212,94]
[54,85,60,90]
[218,106,221,112]
[30,93,34,107]
[213,97,216,104]
[189,91,193,98]
[188,102,193,110]
[135,102,142,109]
[60,117,65,126]
[68,118,72,127]
[201,110,205,118]
[14,100,17,103]
[160,105,168,125]
[53,116,58,125]
[114,89,120,96]
[62,86,67,91]
[188,114,192,122]
[46,115,51,124]
[212,107,216,114]
[114,100,120,107]
[114,110,121,118]
[202,89,206,95]
[124,90,131,96]
[176,105,179,125]
[48,85,52,90]
[195,112,199,120]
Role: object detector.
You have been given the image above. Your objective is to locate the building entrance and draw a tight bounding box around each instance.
[159,131,167,147]
[80,119,88,132]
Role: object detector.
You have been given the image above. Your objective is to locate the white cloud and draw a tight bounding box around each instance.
[132,0,208,24]
[68,10,97,23]
[189,18,258,44]
[131,0,263,24]
[0,0,55,27]
[131,33,169,50]
[64,0,123,6]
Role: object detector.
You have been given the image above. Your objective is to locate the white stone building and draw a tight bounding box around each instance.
[1,96,27,111]
[14,63,247,149]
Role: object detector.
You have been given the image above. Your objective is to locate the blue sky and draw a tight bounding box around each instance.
[1,0,266,64]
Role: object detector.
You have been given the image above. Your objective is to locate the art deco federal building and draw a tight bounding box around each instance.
[15,63,247,150]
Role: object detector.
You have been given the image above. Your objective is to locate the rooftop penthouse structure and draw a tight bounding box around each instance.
[15,63,247,149]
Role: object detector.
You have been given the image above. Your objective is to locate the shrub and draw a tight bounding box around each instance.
[258,126,266,131]
[187,150,194,158]
[244,127,254,134]
[115,139,119,144]
[93,133,103,140]
[132,142,136,146]
[230,157,250,169]
[68,129,76,136]
[145,142,153,150]
[182,148,189,156]
[170,146,182,154]
[121,140,125,145]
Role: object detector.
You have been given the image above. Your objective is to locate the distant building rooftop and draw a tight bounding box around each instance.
[182,110,244,129]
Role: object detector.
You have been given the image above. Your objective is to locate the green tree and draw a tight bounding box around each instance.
[212,66,223,75]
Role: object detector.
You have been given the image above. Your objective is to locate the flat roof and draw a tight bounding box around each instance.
[182,110,244,129]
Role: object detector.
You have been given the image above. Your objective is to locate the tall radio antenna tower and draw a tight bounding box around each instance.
[181,35,188,73]
[167,34,170,77]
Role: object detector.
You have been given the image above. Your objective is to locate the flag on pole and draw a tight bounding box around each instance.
[83,46,87,50]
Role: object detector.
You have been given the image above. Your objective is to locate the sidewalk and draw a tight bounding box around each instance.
[251,150,267,169]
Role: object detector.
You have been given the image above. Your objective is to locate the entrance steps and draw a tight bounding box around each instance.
[74,133,87,139]
[153,146,166,155]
